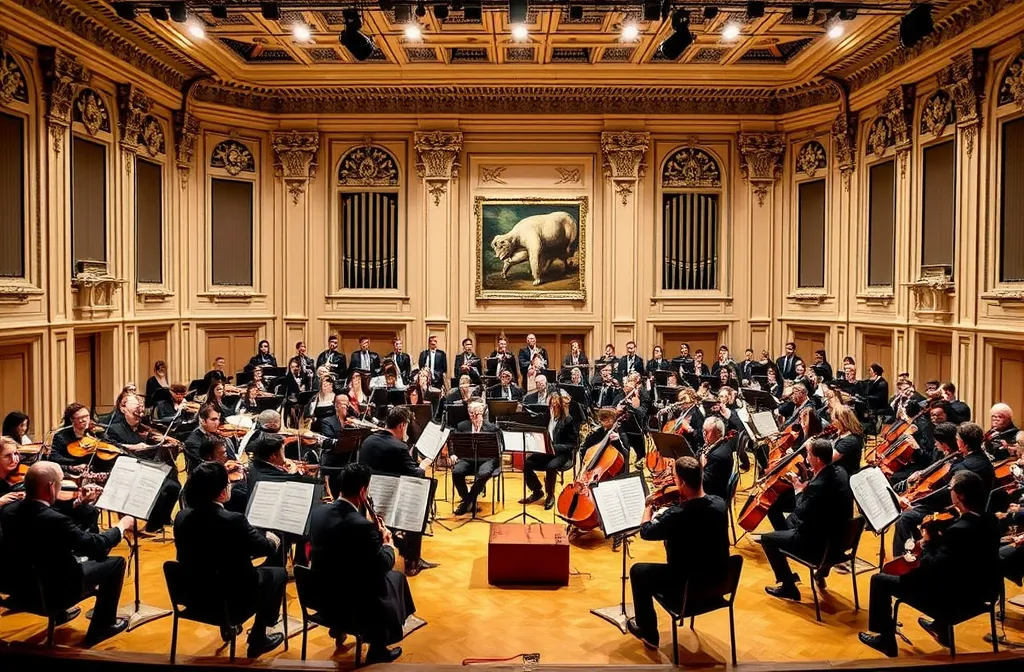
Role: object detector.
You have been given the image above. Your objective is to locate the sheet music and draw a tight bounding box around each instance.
[96,457,139,514]
[415,422,450,461]
[501,430,526,453]
[850,467,901,532]
[245,480,315,536]
[592,474,647,536]
[391,477,431,532]
[734,406,758,443]
[96,456,170,519]
[751,411,779,438]
[246,481,283,530]
[367,473,400,526]
[524,432,548,454]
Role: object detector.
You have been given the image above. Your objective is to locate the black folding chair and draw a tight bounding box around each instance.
[293,565,364,665]
[894,595,999,657]
[726,471,741,545]
[0,568,96,647]
[780,516,865,622]
[655,554,743,666]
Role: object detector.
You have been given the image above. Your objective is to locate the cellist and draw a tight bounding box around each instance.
[583,409,629,463]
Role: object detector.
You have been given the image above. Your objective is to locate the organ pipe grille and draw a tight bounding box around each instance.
[662,193,719,291]
[340,192,399,290]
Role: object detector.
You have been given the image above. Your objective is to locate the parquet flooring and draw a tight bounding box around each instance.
[2,468,1023,668]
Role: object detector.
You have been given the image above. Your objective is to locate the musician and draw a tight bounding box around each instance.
[700,417,735,501]
[521,393,578,510]
[626,456,729,650]
[153,383,193,422]
[812,350,833,383]
[418,335,448,387]
[358,407,436,576]
[370,365,407,393]
[48,403,96,470]
[737,348,756,384]
[562,340,589,368]
[294,341,316,381]
[489,336,519,380]
[348,371,369,415]
[309,463,417,663]
[691,349,710,377]
[644,345,668,376]
[711,345,734,377]
[584,408,629,462]
[454,338,482,384]
[592,364,622,408]
[776,342,799,380]
[236,382,263,415]
[761,438,854,601]
[184,404,238,474]
[522,374,552,406]
[940,383,972,424]
[986,403,1021,461]
[672,342,695,376]
[451,399,500,516]
[997,502,1024,587]
[619,372,650,465]
[929,400,951,425]
[892,422,995,556]
[777,383,814,439]
[197,437,248,512]
[0,461,135,646]
[716,366,739,392]
[144,360,169,407]
[662,387,704,454]
[248,340,278,370]
[202,356,229,393]
[308,376,336,422]
[1,411,30,445]
[281,357,309,398]
[863,363,891,420]
[488,369,524,401]
[518,334,549,389]
[896,422,958,491]
[388,337,412,382]
[174,461,284,658]
[765,364,784,398]
[616,341,644,380]
[316,334,347,374]
[0,438,26,508]
[859,471,1001,657]
[446,375,476,407]
[206,381,232,419]
[320,394,351,437]
[830,406,864,477]
[886,400,934,484]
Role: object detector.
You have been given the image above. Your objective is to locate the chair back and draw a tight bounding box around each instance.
[293,564,321,615]
[727,471,740,500]
[163,560,190,614]
[681,554,743,616]
[835,516,866,559]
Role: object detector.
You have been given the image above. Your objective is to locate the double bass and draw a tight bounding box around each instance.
[555,415,626,531]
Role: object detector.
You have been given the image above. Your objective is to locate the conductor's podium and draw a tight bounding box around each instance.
[488,523,570,586]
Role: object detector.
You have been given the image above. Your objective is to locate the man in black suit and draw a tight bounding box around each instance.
[562,339,588,369]
[388,337,412,382]
[454,337,483,385]
[417,335,448,388]
[591,364,622,408]
[488,336,518,380]
[154,383,195,423]
[738,348,756,384]
[518,333,549,389]
[196,438,249,513]
[626,456,729,650]
[452,400,500,515]
[487,369,523,401]
[316,334,347,375]
[202,356,229,394]
[616,341,644,380]
[862,362,891,419]
[892,422,995,556]
[184,403,239,475]
[699,416,735,501]
[358,407,435,576]
[776,342,799,381]
[350,337,382,378]
[294,341,316,381]
[175,462,285,658]
[860,470,1001,657]
[522,374,553,406]
[760,438,854,602]
[310,463,417,663]
[940,383,972,425]
[0,462,135,646]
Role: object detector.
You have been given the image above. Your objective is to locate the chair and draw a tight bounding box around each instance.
[293,565,364,664]
[894,595,999,656]
[655,554,743,666]
[163,560,266,662]
[726,471,741,545]
[780,517,865,622]
[454,464,504,514]
[2,568,97,647]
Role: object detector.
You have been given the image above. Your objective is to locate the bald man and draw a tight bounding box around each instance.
[987,403,1022,461]
[0,462,135,646]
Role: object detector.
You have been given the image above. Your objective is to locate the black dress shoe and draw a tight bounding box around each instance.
[765,583,801,601]
[417,558,439,569]
[84,617,130,647]
[246,631,285,658]
[221,624,243,642]
[328,628,348,645]
[858,632,898,657]
[625,617,659,650]
[366,645,402,663]
[55,606,82,626]
[518,490,544,505]
[918,617,951,648]
[454,500,471,516]
[543,494,556,510]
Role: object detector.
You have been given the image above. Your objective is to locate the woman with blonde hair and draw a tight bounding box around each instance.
[830,405,864,476]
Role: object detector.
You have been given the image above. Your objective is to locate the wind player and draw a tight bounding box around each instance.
[489,336,519,381]
[316,334,347,375]
[626,456,729,650]
[350,337,382,378]
[591,364,622,408]
[418,335,448,388]
[454,338,482,385]
[562,340,588,368]
[616,341,644,380]
[388,337,412,383]
[518,334,548,389]
[452,399,500,516]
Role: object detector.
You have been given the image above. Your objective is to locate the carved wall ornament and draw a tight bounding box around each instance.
[0,40,28,107]
[942,49,988,158]
[71,260,124,317]
[831,111,857,191]
[796,140,827,177]
[920,90,954,137]
[174,110,199,189]
[211,139,255,175]
[74,88,110,136]
[601,131,649,206]
[139,116,165,157]
[662,143,722,189]
[40,47,90,153]
[905,265,955,321]
[554,167,581,184]
[1000,55,1024,108]
[738,132,785,207]
[414,130,463,206]
[337,142,399,187]
[271,130,320,204]
[480,166,508,184]
[879,84,915,176]
[867,117,893,156]
[116,83,152,174]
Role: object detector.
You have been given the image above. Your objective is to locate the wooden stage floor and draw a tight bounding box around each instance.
[2,469,1024,668]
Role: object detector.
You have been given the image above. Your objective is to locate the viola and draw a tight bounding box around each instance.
[5,462,30,485]
[901,452,959,505]
[556,415,626,531]
[66,435,124,461]
[874,433,920,478]
[882,508,959,575]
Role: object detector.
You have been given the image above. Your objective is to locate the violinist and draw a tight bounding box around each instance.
[50,403,98,470]
[645,345,669,376]
[0,438,27,507]
[236,382,263,415]
[184,404,239,474]
[206,381,233,419]
[626,456,729,651]
[830,406,865,477]
[454,337,482,385]
[154,383,195,422]
[860,471,1001,657]
[521,394,578,510]
[522,373,551,406]
[203,356,230,392]
[940,382,972,425]
[248,339,278,370]
[616,341,644,380]
[144,360,169,407]
[2,437,101,532]
[2,411,32,445]
[618,373,650,465]
[761,438,853,602]
[662,387,703,454]
[197,437,248,513]
[891,422,994,556]
[487,369,524,401]
[700,417,735,501]
[986,403,1021,461]
[591,364,622,408]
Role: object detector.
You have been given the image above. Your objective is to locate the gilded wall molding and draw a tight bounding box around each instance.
[601,131,649,206]
[738,132,785,207]
[831,111,857,191]
[920,90,954,137]
[879,84,915,177]
[662,142,722,189]
[71,260,124,318]
[905,265,955,323]
[0,34,29,107]
[40,47,90,153]
[116,83,152,175]
[1000,50,1024,108]
[338,141,399,187]
[271,130,320,204]
[414,130,463,207]
[940,49,988,158]
[796,140,827,178]
[211,139,255,175]
[173,110,199,189]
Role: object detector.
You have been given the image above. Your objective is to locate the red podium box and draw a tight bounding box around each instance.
[488,523,570,586]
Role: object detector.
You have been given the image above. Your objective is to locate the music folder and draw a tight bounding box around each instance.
[414,421,450,461]
[245,479,322,537]
[500,426,551,455]
[850,467,902,533]
[749,410,781,440]
[591,472,649,537]
[649,431,692,460]
[96,456,172,520]
[367,472,433,533]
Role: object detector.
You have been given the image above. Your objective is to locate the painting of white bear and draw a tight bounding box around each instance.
[475,197,587,301]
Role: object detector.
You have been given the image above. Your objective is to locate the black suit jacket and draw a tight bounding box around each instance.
[548,416,578,454]
[639,495,729,578]
[488,350,519,378]
[864,377,891,414]
[562,353,589,368]
[949,400,972,425]
[0,499,122,603]
[417,349,448,385]
[358,431,423,477]
[455,420,499,434]
[518,346,549,380]
[776,354,799,380]
[786,464,853,557]
[487,384,524,401]
[903,511,1001,605]
[522,389,554,406]
[280,374,308,398]
[591,384,622,408]
[453,353,483,383]
[617,355,645,380]
[248,354,278,369]
[387,352,412,381]
[316,349,346,373]
[350,350,382,377]
[645,358,670,375]
[320,414,344,438]
[702,435,735,501]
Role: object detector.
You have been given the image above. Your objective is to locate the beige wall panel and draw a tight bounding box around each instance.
[992,346,1024,423]
[74,335,94,410]
[204,329,258,378]
[0,343,31,418]
[916,332,952,384]
[138,329,169,384]
[861,330,894,381]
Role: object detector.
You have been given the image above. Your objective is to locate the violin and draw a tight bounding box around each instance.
[282,458,318,477]
[224,460,247,483]
[278,427,322,446]
[217,423,251,438]
[66,435,124,461]
[5,461,29,485]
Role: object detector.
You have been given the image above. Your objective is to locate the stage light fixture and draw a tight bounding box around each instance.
[395,5,413,22]
[464,0,482,21]
[435,4,450,20]
[899,4,933,48]
[722,22,739,40]
[149,6,169,21]
[340,12,374,61]
[261,3,281,21]
[188,23,206,39]
[112,2,137,20]
[293,23,312,41]
[643,0,660,22]
[211,5,228,20]
[169,2,187,23]
[405,23,423,40]
[509,0,528,25]
[660,11,693,60]
[511,24,529,40]
[569,4,584,20]
[746,1,765,19]
[703,6,719,20]
[378,0,395,10]
[621,23,640,41]
[791,3,811,21]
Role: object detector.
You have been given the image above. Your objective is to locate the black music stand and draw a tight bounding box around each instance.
[235,371,254,386]
[264,366,286,378]
[487,400,519,422]
[742,388,780,412]
[186,379,207,398]
[499,422,552,525]
[256,395,283,412]
[446,404,470,429]
[653,370,672,387]
[649,431,693,462]
[446,432,502,524]
[701,375,722,392]
[671,357,695,375]
[682,373,701,389]
[402,404,433,433]
[320,428,372,489]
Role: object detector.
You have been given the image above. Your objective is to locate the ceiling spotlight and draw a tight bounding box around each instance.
[211,5,228,20]
[661,12,693,60]
[188,23,206,39]
[827,22,844,38]
[621,23,640,41]
[395,5,413,22]
[293,23,312,41]
[703,6,719,20]
[405,24,423,40]
[464,0,482,22]
[509,0,528,25]
[169,2,187,23]
[568,4,584,20]
[434,4,450,20]
[378,0,395,9]
[340,22,374,60]
[722,22,740,40]
[416,3,427,17]
[452,0,464,10]
[746,1,765,19]
[149,6,169,21]
[511,24,529,40]
[112,2,137,20]
[899,4,933,49]
[791,3,811,22]
[261,3,281,21]
[839,8,858,21]
[643,0,660,22]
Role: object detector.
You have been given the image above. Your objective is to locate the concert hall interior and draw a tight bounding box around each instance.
[2,0,1024,670]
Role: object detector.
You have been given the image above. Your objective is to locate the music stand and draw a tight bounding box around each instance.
[446,404,469,429]
[742,388,780,412]
[682,373,701,389]
[648,431,693,461]
[402,404,433,433]
[499,422,552,525]
[701,375,722,392]
[653,370,671,387]
[256,395,283,412]
[350,369,373,396]
[320,428,371,484]
[186,379,206,398]
[487,400,519,422]
[446,431,502,524]
[656,385,680,402]
[149,387,172,407]
[264,366,286,378]
[235,371,254,386]
[671,357,695,375]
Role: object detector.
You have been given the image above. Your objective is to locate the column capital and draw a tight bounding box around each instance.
[415,130,463,206]
[601,131,649,205]
[272,130,321,204]
[40,47,90,153]
[831,111,857,192]
[738,132,785,207]
[116,83,153,175]
[173,110,200,189]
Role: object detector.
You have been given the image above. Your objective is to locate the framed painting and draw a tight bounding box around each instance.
[475,196,587,301]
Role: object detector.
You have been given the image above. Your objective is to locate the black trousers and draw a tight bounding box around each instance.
[452,457,499,503]
[81,556,127,642]
[735,434,751,471]
[629,562,683,644]
[1001,543,1024,586]
[760,528,801,584]
[893,506,928,557]
[766,489,796,531]
[524,449,574,495]
[250,566,287,643]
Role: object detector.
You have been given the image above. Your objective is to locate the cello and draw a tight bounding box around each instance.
[555,414,626,531]
[873,432,920,478]
[899,452,959,505]
[647,431,737,509]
